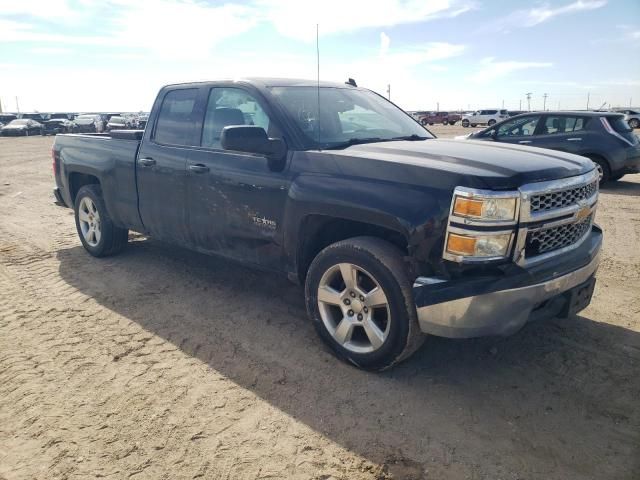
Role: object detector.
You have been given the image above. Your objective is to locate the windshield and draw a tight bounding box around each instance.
[268,86,432,149]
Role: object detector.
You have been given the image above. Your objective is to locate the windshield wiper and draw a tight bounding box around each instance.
[391,134,429,141]
[324,137,392,150]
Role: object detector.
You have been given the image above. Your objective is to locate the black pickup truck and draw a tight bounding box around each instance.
[53,78,602,370]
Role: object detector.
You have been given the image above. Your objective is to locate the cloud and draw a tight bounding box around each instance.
[380,32,390,56]
[488,0,606,32]
[472,58,553,83]
[259,0,475,41]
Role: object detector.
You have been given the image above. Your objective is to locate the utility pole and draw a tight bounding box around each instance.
[501,99,504,109]
[526,92,532,111]
[630,97,633,108]
[543,93,548,111]
[436,101,439,112]
[586,92,590,110]
[386,84,391,100]
[15,96,20,113]
[519,99,522,110]
[557,101,561,110]
[0,97,3,113]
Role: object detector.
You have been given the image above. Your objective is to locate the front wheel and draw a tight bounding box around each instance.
[488,119,496,126]
[470,123,477,127]
[586,155,610,185]
[74,184,128,257]
[629,118,639,129]
[305,237,424,371]
[462,120,469,128]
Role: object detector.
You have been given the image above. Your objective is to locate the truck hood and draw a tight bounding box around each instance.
[325,138,594,190]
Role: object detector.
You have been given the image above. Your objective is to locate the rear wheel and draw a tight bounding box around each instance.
[488,119,496,126]
[420,119,427,126]
[471,123,477,127]
[462,120,469,128]
[305,236,425,371]
[629,118,639,129]
[74,184,128,257]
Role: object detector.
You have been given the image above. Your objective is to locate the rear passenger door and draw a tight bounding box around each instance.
[533,115,588,154]
[137,87,201,244]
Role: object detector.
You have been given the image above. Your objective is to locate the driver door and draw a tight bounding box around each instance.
[492,115,542,146]
[185,86,290,270]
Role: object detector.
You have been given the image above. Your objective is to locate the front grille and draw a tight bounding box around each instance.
[530,180,597,212]
[525,214,592,256]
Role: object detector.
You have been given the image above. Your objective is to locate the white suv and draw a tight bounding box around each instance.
[615,109,640,129]
[462,109,509,128]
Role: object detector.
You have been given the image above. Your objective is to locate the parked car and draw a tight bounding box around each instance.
[457,111,640,183]
[1,119,43,136]
[137,113,149,129]
[19,112,49,122]
[419,111,461,126]
[615,109,640,129]
[0,114,18,124]
[106,116,131,131]
[42,118,77,135]
[461,109,509,127]
[53,78,602,370]
[74,114,104,133]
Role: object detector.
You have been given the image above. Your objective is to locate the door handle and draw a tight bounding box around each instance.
[518,140,532,144]
[189,164,210,173]
[567,138,582,141]
[139,157,156,166]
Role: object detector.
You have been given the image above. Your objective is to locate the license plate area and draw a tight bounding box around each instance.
[561,276,596,317]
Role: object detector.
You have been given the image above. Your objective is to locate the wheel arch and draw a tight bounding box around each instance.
[69,171,101,203]
[295,214,408,284]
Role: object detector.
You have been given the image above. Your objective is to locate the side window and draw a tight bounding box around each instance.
[201,87,277,149]
[496,116,540,137]
[486,110,497,115]
[153,88,198,146]
[541,116,586,135]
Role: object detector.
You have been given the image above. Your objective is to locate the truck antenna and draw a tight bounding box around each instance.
[316,23,321,151]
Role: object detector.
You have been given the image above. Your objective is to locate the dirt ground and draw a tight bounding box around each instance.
[0,128,639,480]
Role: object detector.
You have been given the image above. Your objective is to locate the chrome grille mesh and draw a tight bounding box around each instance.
[526,215,592,256]
[530,180,597,212]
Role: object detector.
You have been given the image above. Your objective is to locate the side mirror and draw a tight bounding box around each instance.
[221,126,287,170]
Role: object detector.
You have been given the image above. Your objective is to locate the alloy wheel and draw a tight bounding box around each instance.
[317,263,391,354]
[78,197,102,247]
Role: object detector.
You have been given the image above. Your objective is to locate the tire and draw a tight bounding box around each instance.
[488,119,496,126]
[462,120,469,128]
[442,119,448,126]
[74,184,128,257]
[585,155,611,185]
[448,121,457,126]
[305,236,425,371]
[629,118,639,129]
[611,173,625,181]
[471,123,477,128]
[420,119,427,126]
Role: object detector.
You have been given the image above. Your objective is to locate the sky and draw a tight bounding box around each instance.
[0,0,639,113]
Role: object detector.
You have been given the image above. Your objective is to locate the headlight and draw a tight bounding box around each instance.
[453,196,517,222]
[446,232,512,258]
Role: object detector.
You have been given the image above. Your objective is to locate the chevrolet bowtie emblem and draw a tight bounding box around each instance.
[575,202,591,221]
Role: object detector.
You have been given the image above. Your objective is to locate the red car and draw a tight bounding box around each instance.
[418,111,461,126]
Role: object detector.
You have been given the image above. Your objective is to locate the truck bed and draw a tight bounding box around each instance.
[53,132,144,231]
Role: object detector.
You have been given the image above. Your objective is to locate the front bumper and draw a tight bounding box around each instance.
[413,225,602,338]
